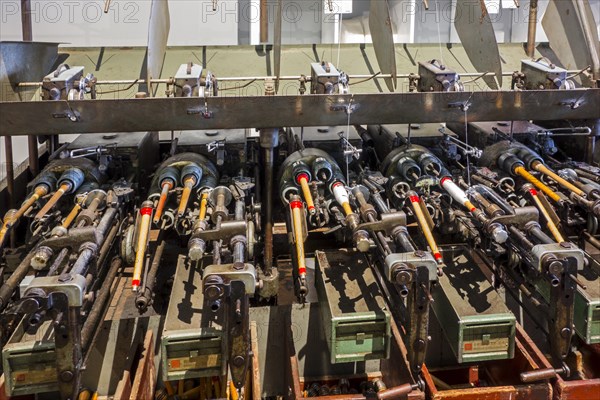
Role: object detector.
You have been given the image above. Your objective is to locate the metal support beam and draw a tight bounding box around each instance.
[0,90,598,136]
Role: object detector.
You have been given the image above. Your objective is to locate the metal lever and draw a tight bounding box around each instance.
[520,365,569,382]
[442,133,483,159]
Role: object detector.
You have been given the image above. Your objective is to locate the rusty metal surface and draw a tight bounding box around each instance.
[0,89,598,136]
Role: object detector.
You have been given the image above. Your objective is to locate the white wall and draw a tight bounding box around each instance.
[1,0,597,46]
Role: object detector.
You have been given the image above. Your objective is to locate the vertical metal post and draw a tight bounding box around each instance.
[28,136,39,176]
[526,0,538,58]
[21,0,32,41]
[22,0,40,176]
[260,129,278,276]
[4,137,15,210]
[260,0,268,43]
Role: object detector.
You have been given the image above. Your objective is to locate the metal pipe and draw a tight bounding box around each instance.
[232,200,246,264]
[532,161,585,197]
[526,187,565,243]
[260,0,268,42]
[20,71,578,87]
[135,240,165,312]
[48,248,69,276]
[34,182,71,220]
[408,192,443,264]
[526,0,538,58]
[69,244,97,276]
[21,0,32,41]
[393,227,416,253]
[584,231,600,250]
[0,251,35,311]
[81,257,123,351]
[509,226,535,249]
[4,137,15,210]
[527,222,555,245]
[27,135,39,176]
[132,201,153,291]
[95,222,119,271]
[261,129,278,276]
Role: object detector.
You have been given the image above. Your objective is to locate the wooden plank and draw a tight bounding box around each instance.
[113,370,132,400]
[251,322,262,400]
[430,384,551,400]
[129,331,155,400]
[555,378,600,400]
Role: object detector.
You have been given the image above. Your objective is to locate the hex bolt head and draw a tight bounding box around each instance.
[59,370,74,382]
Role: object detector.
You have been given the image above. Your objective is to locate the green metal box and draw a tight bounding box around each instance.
[574,271,600,344]
[314,250,391,364]
[161,255,225,381]
[432,246,516,363]
[2,320,57,396]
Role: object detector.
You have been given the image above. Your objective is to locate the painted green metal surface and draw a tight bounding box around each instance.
[160,255,225,381]
[574,269,600,344]
[432,246,516,363]
[314,250,391,364]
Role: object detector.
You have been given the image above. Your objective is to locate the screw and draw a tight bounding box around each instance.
[59,370,74,382]
[232,355,245,367]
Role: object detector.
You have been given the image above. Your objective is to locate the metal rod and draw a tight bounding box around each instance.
[260,129,278,276]
[584,231,600,250]
[35,182,71,220]
[0,251,35,311]
[533,162,585,197]
[135,239,165,312]
[27,135,39,176]
[526,0,538,58]
[408,191,443,264]
[18,70,585,88]
[81,257,122,351]
[4,137,15,209]
[48,248,69,276]
[514,166,563,204]
[527,187,565,243]
[260,0,268,43]
[21,0,32,42]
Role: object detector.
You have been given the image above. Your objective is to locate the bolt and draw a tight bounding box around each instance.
[204,285,223,300]
[414,250,425,258]
[59,370,74,382]
[560,327,572,338]
[232,355,245,367]
[560,242,572,249]
[232,262,245,271]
